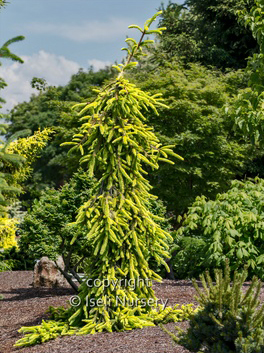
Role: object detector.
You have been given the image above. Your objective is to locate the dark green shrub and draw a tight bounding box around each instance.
[164,262,264,353]
[148,200,172,277]
[0,246,33,271]
[169,233,207,279]
[17,169,94,288]
[19,168,94,264]
[134,62,253,216]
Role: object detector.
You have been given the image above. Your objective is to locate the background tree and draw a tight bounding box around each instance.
[0,0,27,215]
[0,132,26,217]
[228,0,264,145]
[5,0,264,225]
[131,62,256,216]
[0,0,25,271]
[157,0,257,69]
[5,67,115,204]
[6,60,260,219]
[221,0,264,186]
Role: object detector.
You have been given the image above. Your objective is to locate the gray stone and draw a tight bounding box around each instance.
[33,256,68,288]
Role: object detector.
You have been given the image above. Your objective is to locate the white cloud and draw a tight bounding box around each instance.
[88,59,112,71]
[0,50,80,112]
[24,17,132,42]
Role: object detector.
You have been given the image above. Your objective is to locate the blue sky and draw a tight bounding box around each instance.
[0,0,182,111]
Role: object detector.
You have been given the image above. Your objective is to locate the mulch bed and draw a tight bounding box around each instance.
[0,271,197,353]
[2,271,263,353]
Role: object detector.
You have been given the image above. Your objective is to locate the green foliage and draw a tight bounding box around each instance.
[237,0,264,92]
[167,262,264,353]
[177,178,264,279]
[229,0,264,147]
[0,35,25,64]
[132,62,253,215]
[6,67,115,204]
[0,0,7,8]
[157,0,257,69]
[228,88,264,146]
[0,131,28,217]
[145,199,172,277]
[58,31,178,325]
[0,260,12,272]
[9,59,253,214]
[0,129,53,257]
[169,233,207,279]
[18,169,94,282]
[31,77,48,92]
[0,1,27,272]
[0,246,32,271]
[147,198,171,233]
[6,16,260,217]
[0,0,27,213]
[17,169,169,276]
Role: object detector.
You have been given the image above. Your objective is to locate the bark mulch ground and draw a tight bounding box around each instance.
[0,271,198,353]
[2,272,264,353]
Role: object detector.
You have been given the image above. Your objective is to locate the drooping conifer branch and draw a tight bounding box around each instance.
[15,12,195,348]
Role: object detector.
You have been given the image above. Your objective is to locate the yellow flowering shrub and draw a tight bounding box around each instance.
[0,216,18,249]
[7,128,53,185]
[0,128,53,249]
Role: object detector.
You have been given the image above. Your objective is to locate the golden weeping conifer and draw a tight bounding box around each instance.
[15,12,198,348]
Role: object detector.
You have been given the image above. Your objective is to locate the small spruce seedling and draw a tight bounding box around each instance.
[163,261,264,353]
